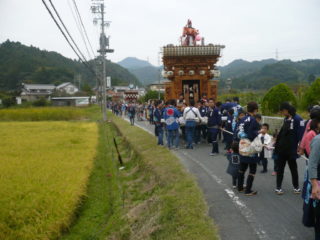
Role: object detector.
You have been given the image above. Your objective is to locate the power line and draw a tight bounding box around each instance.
[72,0,96,59]
[47,0,88,62]
[41,0,96,76]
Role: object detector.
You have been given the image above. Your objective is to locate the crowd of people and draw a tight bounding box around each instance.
[111,96,320,240]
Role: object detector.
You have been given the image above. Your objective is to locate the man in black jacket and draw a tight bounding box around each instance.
[274,102,304,195]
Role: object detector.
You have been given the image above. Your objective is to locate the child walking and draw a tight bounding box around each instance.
[226,142,241,189]
[258,123,272,173]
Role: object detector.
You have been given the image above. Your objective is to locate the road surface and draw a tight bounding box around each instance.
[126,118,314,240]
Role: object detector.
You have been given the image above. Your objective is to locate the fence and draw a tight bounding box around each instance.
[262,116,284,134]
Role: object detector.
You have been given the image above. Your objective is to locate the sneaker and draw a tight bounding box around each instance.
[293,188,301,194]
[210,153,217,156]
[275,188,284,195]
[260,170,267,174]
[245,190,258,196]
[271,171,277,176]
[232,185,237,189]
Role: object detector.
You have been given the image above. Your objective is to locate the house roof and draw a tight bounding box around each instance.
[51,97,90,100]
[23,83,55,90]
[56,82,77,89]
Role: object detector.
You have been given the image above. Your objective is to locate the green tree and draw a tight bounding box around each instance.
[302,78,320,109]
[261,83,297,115]
[81,83,93,96]
[143,90,163,102]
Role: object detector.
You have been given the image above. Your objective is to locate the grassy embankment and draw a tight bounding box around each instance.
[106,114,218,239]
[0,121,98,240]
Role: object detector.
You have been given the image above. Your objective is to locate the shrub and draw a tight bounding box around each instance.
[261,83,297,115]
[302,78,320,109]
[32,97,50,107]
[144,90,163,102]
[2,96,16,108]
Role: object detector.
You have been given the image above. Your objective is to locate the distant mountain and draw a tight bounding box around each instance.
[129,66,163,86]
[0,40,141,91]
[118,57,163,86]
[219,58,278,79]
[219,59,320,90]
[118,57,152,69]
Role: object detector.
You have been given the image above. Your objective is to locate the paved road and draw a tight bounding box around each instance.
[127,118,314,240]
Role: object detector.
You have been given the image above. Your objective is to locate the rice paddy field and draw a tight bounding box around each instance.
[0,107,91,121]
[0,121,98,240]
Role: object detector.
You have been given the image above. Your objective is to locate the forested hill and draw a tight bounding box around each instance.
[219,59,278,79]
[219,58,320,90]
[0,40,141,91]
[118,57,163,86]
[118,57,152,69]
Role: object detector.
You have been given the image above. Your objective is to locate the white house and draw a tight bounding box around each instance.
[56,82,79,95]
[21,83,55,101]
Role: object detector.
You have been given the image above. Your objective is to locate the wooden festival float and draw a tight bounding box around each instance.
[162,20,225,103]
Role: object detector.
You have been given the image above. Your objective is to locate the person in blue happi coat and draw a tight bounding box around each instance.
[199,100,209,141]
[207,98,222,156]
[154,100,164,146]
[223,108,234,151]
[163,99,180,149]
[237,102,261,196]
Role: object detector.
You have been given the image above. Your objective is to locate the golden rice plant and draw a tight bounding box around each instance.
[0,107,89,121]
[0,122,98,240]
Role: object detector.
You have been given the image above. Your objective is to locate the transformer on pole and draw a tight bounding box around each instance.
[91,0,114,121]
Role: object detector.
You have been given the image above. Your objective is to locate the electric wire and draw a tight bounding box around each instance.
[41,0,96,76]
[72,0,96,59]
[47,0,89,62]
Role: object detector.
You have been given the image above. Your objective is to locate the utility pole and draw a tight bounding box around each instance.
[91,0,114,121]
[78,74,81,90]
[157,51,161,100]
[275,48,279,61]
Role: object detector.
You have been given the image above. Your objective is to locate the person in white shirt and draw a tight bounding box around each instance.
[183,99,204,149]
[257,123,273,173]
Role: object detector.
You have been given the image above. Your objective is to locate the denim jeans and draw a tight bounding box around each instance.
[167,129,179,148]
[185,120,196,148]
[156,126,164,145]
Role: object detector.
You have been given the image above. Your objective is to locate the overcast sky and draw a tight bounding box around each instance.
[0,0,319,66]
